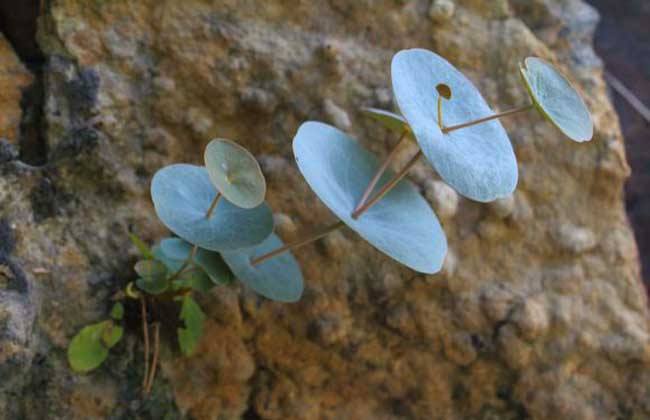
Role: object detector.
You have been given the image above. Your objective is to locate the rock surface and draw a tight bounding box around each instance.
[0,0,649,419]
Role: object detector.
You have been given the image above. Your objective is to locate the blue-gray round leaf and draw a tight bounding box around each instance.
[293,121,447,274]
[519,57,593,142]
[151,164,274,251]
[391,48,518,202]
[221,233,303,302]
[204,138,267,209]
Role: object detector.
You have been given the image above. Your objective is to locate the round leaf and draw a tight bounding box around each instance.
[151,164,274,251]
[160,238,233,285]
[293,122,447,274]
[152,245,184,273]
[221,233,304,302]
[362,107,412,135]
[519,57,593,142]
[136,276,169,295]
[204,139,267,209]
[391,48,518,202]
[67,321,110,373]
[134,260,167,281]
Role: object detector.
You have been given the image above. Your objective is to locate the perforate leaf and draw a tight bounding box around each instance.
[391,48,518,202]
[151,164,273,251]
[221,233,304,302]
[177,296,206,356]
[519,57,593,142]
[293,122,447,274]
[204,139,266,209]
[160,238,233,285]
[68,321,110,373]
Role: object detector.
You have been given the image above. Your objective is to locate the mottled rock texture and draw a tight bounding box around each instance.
[1,0,649,419]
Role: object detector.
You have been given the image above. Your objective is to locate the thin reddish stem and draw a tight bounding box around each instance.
[250,221,345,266]
[140,298,149,394]
[351,150,422,219]
[442,104,533,133]
[353,131,408,214]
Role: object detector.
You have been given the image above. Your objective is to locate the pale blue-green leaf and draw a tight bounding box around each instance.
[391,48,518,202]
[221,233,304,302]
[160,238,233,285]
[177,296,205,356]
[519,57,593,142]
[293,122,447,274]
[204,138,267,209]
[151,164,274,251]
[152,245,184,273]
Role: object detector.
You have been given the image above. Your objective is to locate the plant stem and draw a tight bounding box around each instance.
[168,192,221,281]
[442,104,533,133]
[140,297,149,395]
[351,150,423,219]
[144,323,160,395]
[352,130,408,215]
[205,192,222,219]
[250,220,345,266]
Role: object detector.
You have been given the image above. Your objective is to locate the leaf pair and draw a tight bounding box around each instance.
[369,50,592,204]
[67,303,124,373]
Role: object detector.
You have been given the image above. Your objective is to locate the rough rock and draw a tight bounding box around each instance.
[0,34,32,144]
[0,0,648,419]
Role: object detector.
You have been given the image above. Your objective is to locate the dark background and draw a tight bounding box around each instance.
[587,0,650,284]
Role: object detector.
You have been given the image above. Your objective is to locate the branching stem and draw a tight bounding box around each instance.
[250,220,345,266]
[352,130,408,216]
[351,150,423,219]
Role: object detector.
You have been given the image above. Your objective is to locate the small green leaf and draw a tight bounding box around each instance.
[135,259,169,294]
[68,321,110,373]
[136,277,169,295]
[102,322,123,348]
[129,233,155,259]
[134,259,167,280]
[177,296,206,356]
[173,266,214,293]
[110,302,124,321]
